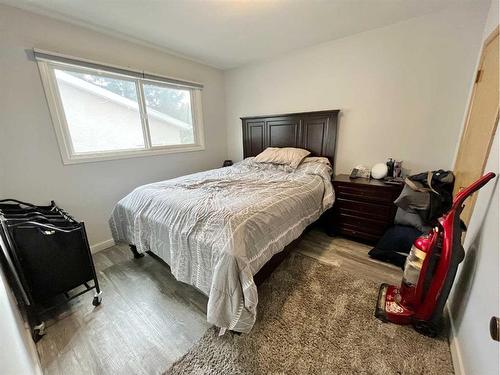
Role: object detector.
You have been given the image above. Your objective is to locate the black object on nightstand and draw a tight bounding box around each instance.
[327,174,404,244]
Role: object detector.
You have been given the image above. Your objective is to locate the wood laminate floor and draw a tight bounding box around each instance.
[36,229,402,375]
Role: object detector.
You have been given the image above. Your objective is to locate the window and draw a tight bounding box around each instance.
[143,82,195,147]
[36,51,204,164]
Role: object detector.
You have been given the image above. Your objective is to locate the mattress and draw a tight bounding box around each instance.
[109,157,334,332]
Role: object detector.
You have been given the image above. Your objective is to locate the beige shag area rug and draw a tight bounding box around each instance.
[165,253,453,375]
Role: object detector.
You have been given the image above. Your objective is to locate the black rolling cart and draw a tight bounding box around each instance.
[0,199,102,341]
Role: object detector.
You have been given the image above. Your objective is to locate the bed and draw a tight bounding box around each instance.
[109,110,340,333]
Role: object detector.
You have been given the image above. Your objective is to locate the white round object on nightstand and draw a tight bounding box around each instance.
[371,163,388,179]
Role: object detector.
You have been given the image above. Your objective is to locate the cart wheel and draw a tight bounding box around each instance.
[412,320,438,337]
[33,322,46,342]
[33,329,45,343]
[92,294,102,306]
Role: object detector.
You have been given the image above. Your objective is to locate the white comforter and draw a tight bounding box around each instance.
[109,158,334,332]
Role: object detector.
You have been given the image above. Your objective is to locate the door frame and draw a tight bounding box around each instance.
[454,26,499,174]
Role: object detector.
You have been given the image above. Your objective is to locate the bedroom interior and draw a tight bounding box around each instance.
[0,1,498,374]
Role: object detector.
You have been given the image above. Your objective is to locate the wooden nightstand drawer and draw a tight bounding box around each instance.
[335,184,398,204]
[335,198,394,221]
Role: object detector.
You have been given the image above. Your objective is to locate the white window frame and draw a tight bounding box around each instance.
[36,54,205,165]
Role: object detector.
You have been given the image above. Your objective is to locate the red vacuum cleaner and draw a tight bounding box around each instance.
[375,172,496,337]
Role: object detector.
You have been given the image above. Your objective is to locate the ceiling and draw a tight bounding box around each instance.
[2,0,483,69]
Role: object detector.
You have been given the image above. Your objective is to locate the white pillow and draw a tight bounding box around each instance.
[301,156,331,166]
[254,147,310,169]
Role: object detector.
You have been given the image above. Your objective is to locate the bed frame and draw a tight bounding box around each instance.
[241,109,340,284]
[130,109,340,286]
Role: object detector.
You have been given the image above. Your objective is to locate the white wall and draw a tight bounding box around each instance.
[450,128,499,375]
[449,1,499,374]
[0,4,227,249]
[224,3,488,175]
[0,270,41,375]
[482,0,499,36]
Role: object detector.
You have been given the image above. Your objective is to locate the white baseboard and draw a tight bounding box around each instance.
[447,307,465,375]
[90,238,115,253]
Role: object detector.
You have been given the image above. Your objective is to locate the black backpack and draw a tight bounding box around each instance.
[405,170,455,223]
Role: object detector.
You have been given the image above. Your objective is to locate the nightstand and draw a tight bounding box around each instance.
[327,174,404,244]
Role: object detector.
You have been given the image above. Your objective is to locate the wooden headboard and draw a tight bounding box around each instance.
[241,109,340,168]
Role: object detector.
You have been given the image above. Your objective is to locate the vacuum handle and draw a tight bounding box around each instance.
[452,172,496,210]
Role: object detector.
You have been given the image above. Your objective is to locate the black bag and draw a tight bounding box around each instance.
[368,225,423,268]
[405,170,454,223]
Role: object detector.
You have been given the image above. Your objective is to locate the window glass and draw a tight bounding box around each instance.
[54,68,144,153]
[143,83,195,146]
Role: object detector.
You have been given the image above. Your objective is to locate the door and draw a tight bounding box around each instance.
[453,29,499,226]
